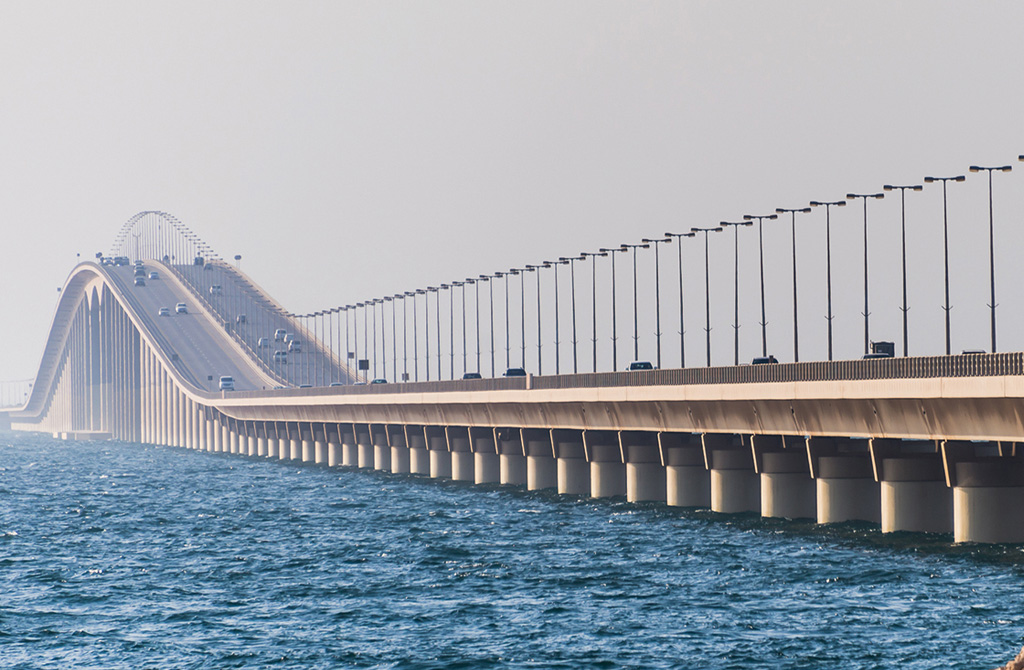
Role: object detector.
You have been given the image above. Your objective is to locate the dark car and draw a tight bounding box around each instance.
[752,356,779,364]
[462,372,483,380]
[370,378,388,385]
[503,367,527,377]
[627,361,654,371]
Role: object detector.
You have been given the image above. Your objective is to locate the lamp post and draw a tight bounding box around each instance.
[690,227,723,366]
[741,214,777,358]
[403,292,413,382]
[442,284,453,379]
[580,251,607,372]
[452,281,466,377]
[642,238,671,368]
[600,247,628,370]
[515,268,531,368]
[971,163,1013,353]
[543,260,569,374]
[845,192,885,355]
[881,186,922,357]
[620,243,651,363]
[354,302,363,383]
[429,286,441,380]
[412,290,423,381]
[559,256,585,373]
[495,271,509,370]
[719,221,753,365]
[469,277,481,374]
[923,175,966,355]
[808,200,847,361]
[774,207,811,362]
[664,232,696,368]
[525,265,543,374]
[389,296,398,380]
[479,275,494,377]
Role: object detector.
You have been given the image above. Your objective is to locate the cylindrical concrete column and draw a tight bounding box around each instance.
[408,432,429,475]
[391,445,410,473]
[328,442,341,467]
[257,435,267,458]
[589,443,625,498]
[665,446,710,508]
[314,440,327,465]
[342,438,357,467]
[374,442,391,471]
[815,456,880,524]
[760,451,815,520]
[247,435,257,457]
[880,457,951,534]
[624,443,665,503]
[527,455,557,490]
[429,441,452,479]
[301,439,314,463]
[952,461,1024,543]
[266,437,278,459]
[290,438,301,461]
[449,433,473,482]
[474,452,500,484]
[500,453,527,486]
[709,449,759,514]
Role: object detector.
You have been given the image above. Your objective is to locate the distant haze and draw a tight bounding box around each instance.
[3,1,1024,381]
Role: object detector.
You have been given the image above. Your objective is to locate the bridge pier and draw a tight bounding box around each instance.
[808,437,880,524]
[586,431,625,498]
[407,427,430,475]
[621,431,665,503]
[388,427,410,474]
[372,425,391,471]
[944,440,1024,543]
[313,423,327,465]
[356,425,372,469]
[660,433,710,507]
[870,439,951,534]
[446,427,474,482]
[340,426,357,467]
[524,429,556,490]
[497,428,526,486]
[256,421,267,457]
[703,434,759,514]
[554,430,589,495]
[427,428,451,478]
[754,435,815,520]
[471,427,499,484]
[301,422,315,463]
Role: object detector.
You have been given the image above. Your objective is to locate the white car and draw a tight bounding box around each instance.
[157,307,171,317]
[175,303,187,314]
[218,376,235,391]
[209,285,222,296]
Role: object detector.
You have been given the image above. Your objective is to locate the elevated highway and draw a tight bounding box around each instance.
[10,253,1024,544]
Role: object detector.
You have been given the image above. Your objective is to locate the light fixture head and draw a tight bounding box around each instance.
[969,166,981,172]
[954,175,966,182]
[924,177,935,182]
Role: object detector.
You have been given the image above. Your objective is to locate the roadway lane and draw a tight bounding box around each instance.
[105,263,271,392]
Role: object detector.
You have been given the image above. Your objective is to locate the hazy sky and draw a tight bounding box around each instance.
[3,1,1024,382]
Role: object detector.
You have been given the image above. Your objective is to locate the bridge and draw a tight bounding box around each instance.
[7,211,1024,544]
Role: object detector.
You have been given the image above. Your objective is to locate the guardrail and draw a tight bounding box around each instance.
[223,351,1024,400]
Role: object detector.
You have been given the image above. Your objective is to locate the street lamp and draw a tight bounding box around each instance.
[642,237,672,368]
[845,192,885,355]
[428,286,441,380]
[514,268,532,368]
[599,247,628,370]
[467,277,481,374]
[620,243,651,363]
[543,260,569,374]
[495,271,510,370]
[690,227,723,366]
[664,232,696,368]
[452,281,466,376]
[972,163,1013,353]
[479,275,494,377]
[580,251,608,372]
[923,175,966,355]
[880,187,921,357]
[719,221,753,365]
[774,207,811,362]
[559,256,585,373]
[525,265,544,374]
[808,200,847,361]
[741,214,778,358]
[442,284,453,379]
[403,292,414,381]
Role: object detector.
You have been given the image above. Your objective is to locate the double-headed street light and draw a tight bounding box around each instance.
[774,207,811,362]
[495,271,511,370]
[690,227,723,366]
[971,163,1013,353]
[543,259,569,374]
[923,175,965,355]
[642,237,672,369]
[441,283,454,379]
[515,268,534,368]
[451,281,466,376]
[525,265,544,374]
[664,231,696,368]
[599,247,628,370]
[620,242,650,363]
[881,185,922,356]
[580,251,608,372]
[559,256,585,373]
[808,200,846,361]
[845,192,885,355]
[719,221,752,365]
[479,274,494,376]
[741,214,777,358]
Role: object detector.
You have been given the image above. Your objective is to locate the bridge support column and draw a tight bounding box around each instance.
[809,438,880,524]
[524,429,556,490]
[340,426,357,467]
[356,425,372,468]
[301,423,314,462]
[497,429,526,486]
[754,436,815,520]
[704,434,759,514]
[389,428,409,474]
[471,428,499,485]
[408,428,430,475]
[944,441,1024,543]
[314,439,326,465]
[587,432,625,498]
[372,426,391,471]
[212,416,223,452]
[621,432,665,503]
[427,429,451,478]
[871,439,951,534]
[554,430,589,495]
[661,433,710,507]
[447,427,474,482]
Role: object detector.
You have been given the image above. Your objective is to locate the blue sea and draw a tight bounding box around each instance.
[1,431,1022,669]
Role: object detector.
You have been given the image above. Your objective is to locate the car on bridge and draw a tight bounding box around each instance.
[157,307,171,317]
[274,329,287,341]
[258,337,270,348]
[134,267,146,278]
[628,361,654,371]
[370,378,388,384]
[462,372,482,380]
[274,350,288,364]
[218,376,235,391]
[148,271,159,280]
[133,277,146,287]
[503,367,527,377]
[752,356,779,364]
[288,341,302,353]
[236,314,246,324]
[175,303,187,314]
[209,285,222,296]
